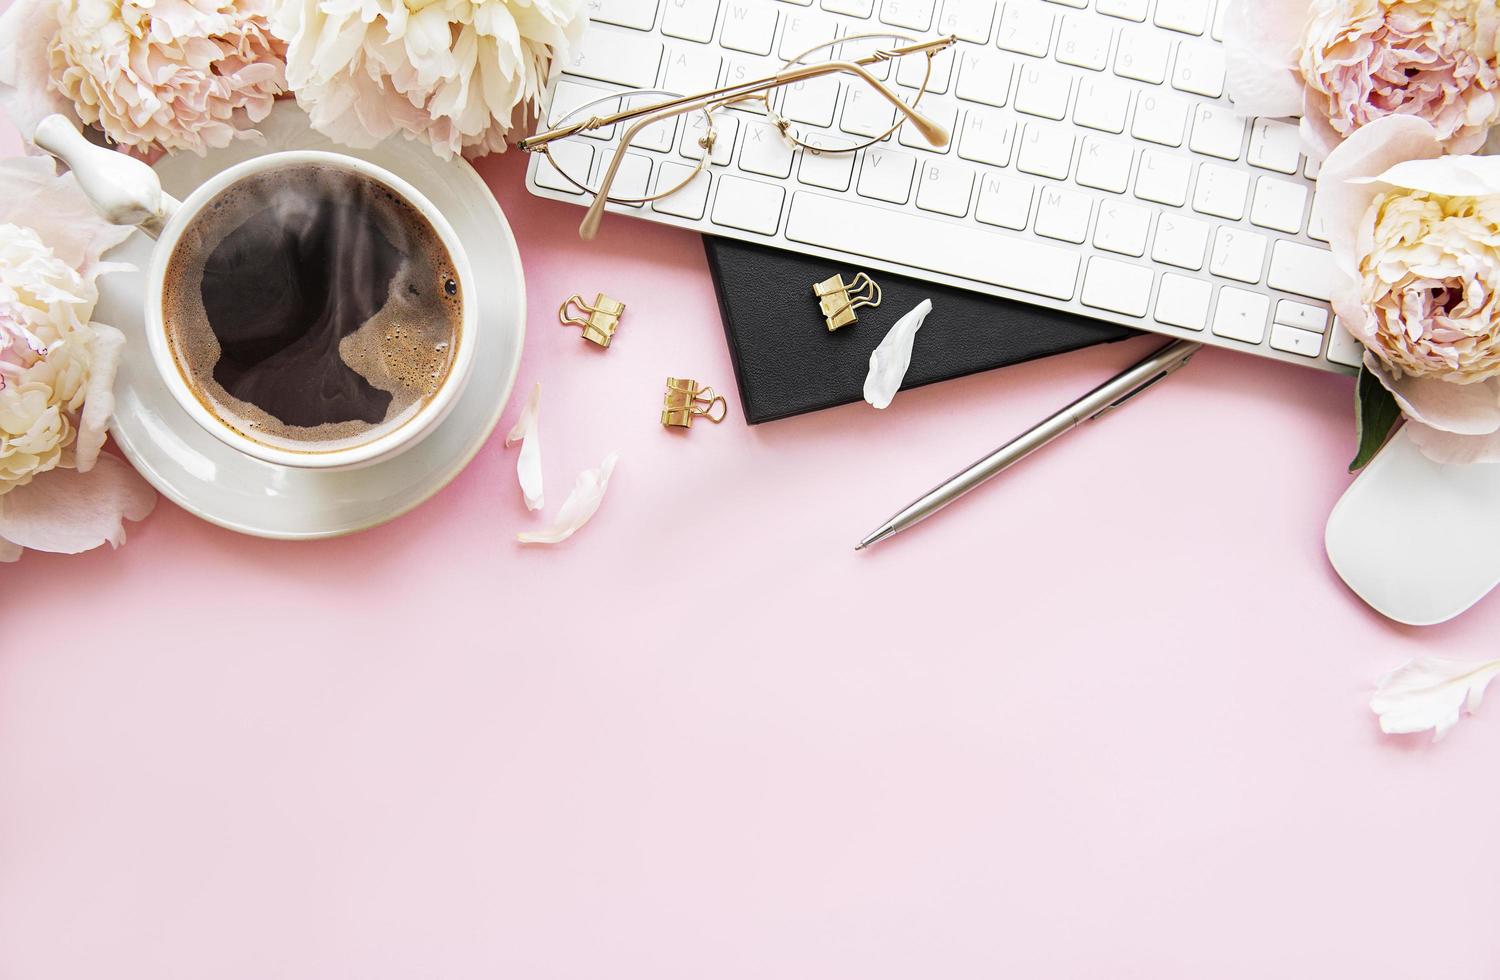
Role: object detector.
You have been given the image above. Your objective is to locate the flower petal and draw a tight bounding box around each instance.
[504,380,543,512]
[0,453,155,556]
[1403,420,1500,465]
[517,451,618,546]
[1375,155,1500,199]
[1370,656,1500,741]
[0,0,77,146]
[1362,352,1500,436]
[1222,0,1309,118]
[863,299,932,411]
[74,323,125,472]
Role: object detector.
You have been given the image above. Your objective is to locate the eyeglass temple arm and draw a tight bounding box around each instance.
[803,60,950,147]
[579,106,690,240]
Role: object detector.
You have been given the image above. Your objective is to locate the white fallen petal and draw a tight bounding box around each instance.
[863,299,932,410]
[1370,656,1500,742]
[517,451,618,545]
[504,381,544,511]
[0,453,156,557]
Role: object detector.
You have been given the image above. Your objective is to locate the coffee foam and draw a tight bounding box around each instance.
[161,164,463,454]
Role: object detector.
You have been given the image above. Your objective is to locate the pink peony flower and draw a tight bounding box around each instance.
[0,156,155,561]
[1226,0,1500,159]
[0,0,287,156]
[1318,115,1500,463]
[272,0,587,159]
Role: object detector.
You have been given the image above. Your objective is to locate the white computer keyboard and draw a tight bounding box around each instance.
[524,0,1361,373]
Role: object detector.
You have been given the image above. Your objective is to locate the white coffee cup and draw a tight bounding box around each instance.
[34,115,478,471]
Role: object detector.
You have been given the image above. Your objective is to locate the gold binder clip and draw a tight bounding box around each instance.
[813,272,882,331]
[559,292,626,347]
[661,377,728,429]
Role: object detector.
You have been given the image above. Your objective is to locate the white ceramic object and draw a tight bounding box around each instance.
[91,103,525,538]
[1326,427,1500,625]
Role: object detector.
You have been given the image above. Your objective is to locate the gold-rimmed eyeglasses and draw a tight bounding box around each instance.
[519,33,958,240]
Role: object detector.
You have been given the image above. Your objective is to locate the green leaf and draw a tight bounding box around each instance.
[1350,364,1402,472]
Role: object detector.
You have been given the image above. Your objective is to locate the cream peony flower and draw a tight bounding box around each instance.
[0,0,287,155]
[273,0,587,159]
[1225,0,1500,159]
[0,157,154,561]
[1319,115,1500,463]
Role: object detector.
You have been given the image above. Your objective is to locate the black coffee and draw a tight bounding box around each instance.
[162,164,463,453]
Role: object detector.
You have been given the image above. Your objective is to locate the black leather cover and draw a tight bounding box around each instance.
[704,237,1137,424]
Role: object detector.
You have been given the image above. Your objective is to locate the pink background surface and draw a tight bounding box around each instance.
[4,127,1500,978]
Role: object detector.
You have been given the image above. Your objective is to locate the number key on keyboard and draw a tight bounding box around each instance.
[1057,13,1113,70]
[1097,0,1148,20]
[1131,92,1188,146]
[880,0,935,30]
[998,3,1055,56]
[938,0,998,41]
[1114,26,1171,83]
[588,0,660,30]
[1154,0,1209,34]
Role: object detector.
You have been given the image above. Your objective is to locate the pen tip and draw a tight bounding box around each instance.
[854,542,865,551]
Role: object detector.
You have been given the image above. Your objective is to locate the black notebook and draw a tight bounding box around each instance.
[704,237,1137,424]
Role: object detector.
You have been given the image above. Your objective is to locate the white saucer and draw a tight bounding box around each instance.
[93,103,525,539]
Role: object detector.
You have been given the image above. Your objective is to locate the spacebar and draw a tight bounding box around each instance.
[785,193,1081,301]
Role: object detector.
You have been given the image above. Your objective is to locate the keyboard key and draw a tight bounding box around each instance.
[1014,61,1072,119]
[740,119,794,177]
[975,173,1034,229]
[897,44,956,91]
[1209,226,1267,283]
[1188,104,1245,160]
[1154,0,1208,34]
[786,191,1081,299]
[1097,0,1147,20]
[1249,175,1307,233]
[663,47,721,94]
[1268,240,1335,300]
[857,147,917,203]
[779,10,839,60]
[1248,119,1301,174]
[841,84,898,136]
[957,108,1016,166]
[1057,13,1113,70]
[721,3,778,54]
[1114,26,1170,83]
[1327,319,1365,367]
[622,92,678,151]
[1093,200,1150,255]
[535,140,593,194]
[679,111,738,164]
[606,152,652,204]
[1170,43,1224,97]
[1151,213,1209,268]
[1212,286,1269,344]
[821,0,874,13]
[1045,0,1088,8]
[651,162,711,218]
[549,80,616,136]
[997,2,1054,56]
[780,76,841,127]
[1073,76,1131,133]
[1270,322,1323,358]
[939,0,998,41]
[1034,185,1092,243]
[1076,135,1133,192]
[915,158,976,216]
[1191,163,1248,220]
[880,0,935,30]
[1133,148,1190,206]
[899,97,957,151]
[1132,92,1188,146]
[588,0,660,30]
[955,49,1014,107]
[797,132,859,190]
[662,0,719,41]
[1082,256,1153,316]
[1155,273,1211,329]
[1274,300,1327,333]
[1307,191,1330,242]
[564,30,662,87]
[1017,123,1074,178]
[711,175,784,234]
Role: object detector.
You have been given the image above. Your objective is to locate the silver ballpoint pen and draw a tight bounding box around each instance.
[855,339,1202,551]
